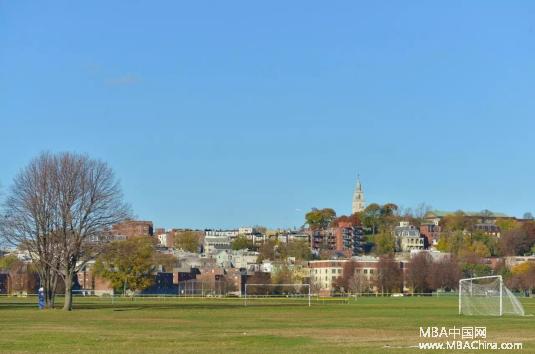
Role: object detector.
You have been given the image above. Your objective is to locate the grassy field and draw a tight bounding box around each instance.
[0,296,534,353]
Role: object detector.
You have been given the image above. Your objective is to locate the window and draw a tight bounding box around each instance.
[363,269,368,274]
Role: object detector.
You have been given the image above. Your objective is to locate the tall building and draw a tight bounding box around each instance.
[351,175,365,214]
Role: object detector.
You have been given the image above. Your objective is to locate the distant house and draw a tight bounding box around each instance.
[394,222,424,252]
[203,235,232,254]
[229,250,259,270]
[423,210,514,239]
[474,223,501,237]
[76,261,114,296]
[420,221,441,247]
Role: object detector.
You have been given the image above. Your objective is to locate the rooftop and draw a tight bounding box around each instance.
[425,210,511,218]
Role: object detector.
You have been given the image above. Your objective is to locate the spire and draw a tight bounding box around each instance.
[352,174,365,214]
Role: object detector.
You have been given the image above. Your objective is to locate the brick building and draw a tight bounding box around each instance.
[310,222,364,257]
[111,220,154,240]
[76,261,114,295]
[308,256,406,295]
[420,222,441,247]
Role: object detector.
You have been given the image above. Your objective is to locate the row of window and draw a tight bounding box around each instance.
[313,268,374,275]
[313,268,342,274]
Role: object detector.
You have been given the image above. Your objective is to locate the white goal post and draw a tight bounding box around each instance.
[459,275,525,316]
[244,284,311,307]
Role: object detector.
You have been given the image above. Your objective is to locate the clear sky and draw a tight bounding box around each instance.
[1,1,534,229]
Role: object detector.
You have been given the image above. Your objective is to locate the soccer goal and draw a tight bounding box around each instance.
[459,276,525,316]
[244,284,311,307]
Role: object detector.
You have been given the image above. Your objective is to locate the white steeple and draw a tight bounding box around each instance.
[352,174,365,214]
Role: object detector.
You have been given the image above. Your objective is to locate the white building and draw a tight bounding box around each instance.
[203,236,232,254]
[157,233,168,247]
[394,222,424,252]
[204,229,239,238]
[230,250,259,269]
[238,227,254,235]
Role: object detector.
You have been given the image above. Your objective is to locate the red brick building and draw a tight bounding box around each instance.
[111,220,154,239]
[309,221,364,257]
[77,262,114,295]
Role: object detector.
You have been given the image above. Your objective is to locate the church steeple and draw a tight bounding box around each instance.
[352,174,365,214]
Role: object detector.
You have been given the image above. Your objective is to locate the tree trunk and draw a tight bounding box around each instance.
[48,273,58,308]
[39,267,57,309]
[63,272,73,311]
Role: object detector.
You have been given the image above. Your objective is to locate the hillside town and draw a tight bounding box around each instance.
[2,176,534,299]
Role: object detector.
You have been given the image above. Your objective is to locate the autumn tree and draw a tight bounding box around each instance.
[333,213,361,227]
[374,231,396,255]
[436,231,464,255]
[496,219,519,233]
[152,252,178,272]
[440,210,475,232]
[95,237,155,295]
[0,254,18,270]
[498,222,535,256]
[271,264,295,294]
[305,208,336,230]
[460,255,492,278]
[381,203,399,217]
[508,263,535,294]
[231,235,251,251]
[279,240,312,261]
[257,239,277,262]
[174,230,201,252]
[361,203,381,234]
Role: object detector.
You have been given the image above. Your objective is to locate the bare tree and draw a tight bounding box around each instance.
[406,252,432,294]
[53,153,130,310]
[428,256,461,291]
[375,254,403,294]
[1,152,130,310]
[0,154,63,308]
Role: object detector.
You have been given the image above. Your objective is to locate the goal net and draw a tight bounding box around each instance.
[459,276,525,316]
[177,280,229,297]
[244,284,311,307]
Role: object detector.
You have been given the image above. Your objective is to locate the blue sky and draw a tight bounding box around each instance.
[1,1,534,229]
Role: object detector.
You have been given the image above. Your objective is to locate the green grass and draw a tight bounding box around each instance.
[0,296,534,353]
